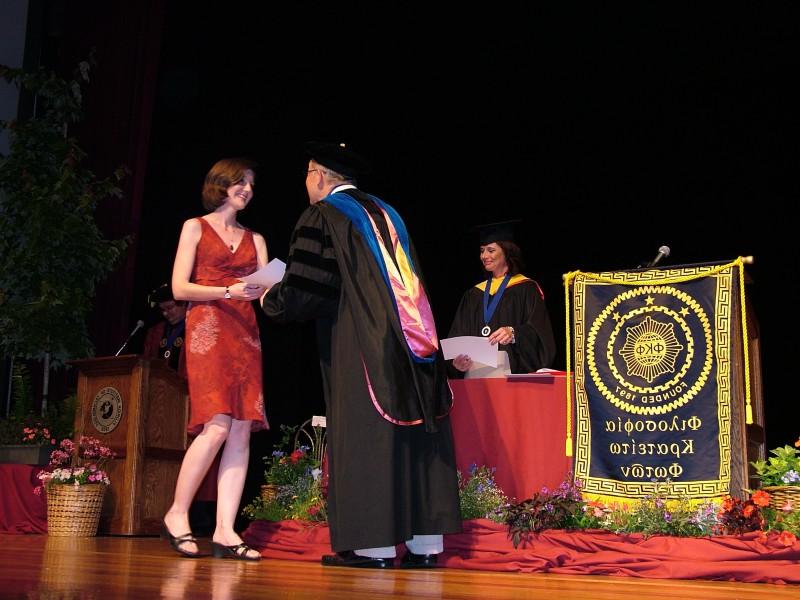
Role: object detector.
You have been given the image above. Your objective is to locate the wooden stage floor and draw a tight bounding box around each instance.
[0,534,797,599]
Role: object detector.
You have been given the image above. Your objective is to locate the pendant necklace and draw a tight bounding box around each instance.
[482,274,511,336]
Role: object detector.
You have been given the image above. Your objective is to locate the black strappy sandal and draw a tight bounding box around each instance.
[161,520,202,558]
[211,541,261,561]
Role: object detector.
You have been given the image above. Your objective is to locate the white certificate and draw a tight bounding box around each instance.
[440,336,498,368]
[240,258,286,287]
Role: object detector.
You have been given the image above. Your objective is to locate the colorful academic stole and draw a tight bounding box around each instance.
[325,192,439,363]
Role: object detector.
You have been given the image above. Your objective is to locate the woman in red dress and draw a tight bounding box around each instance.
[163,158,268,560]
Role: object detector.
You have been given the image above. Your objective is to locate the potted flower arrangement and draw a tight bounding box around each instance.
[0,417,56,465]
[243,425,327,523]
[458,463,508,522]
[751,435,800,511]
[35,435,115,536]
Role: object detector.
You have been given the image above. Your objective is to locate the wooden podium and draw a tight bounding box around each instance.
[70,355,189,535]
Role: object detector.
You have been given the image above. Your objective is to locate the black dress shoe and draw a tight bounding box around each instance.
[400,551,438,569]
[321,550,393,569]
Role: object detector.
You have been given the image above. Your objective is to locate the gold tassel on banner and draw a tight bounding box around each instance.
[563,271,576,457]
[737,257,754,424]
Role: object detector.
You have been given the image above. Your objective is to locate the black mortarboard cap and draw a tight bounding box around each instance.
[474,219,521,245]
[305,141,371,178]
[148,283,175,307]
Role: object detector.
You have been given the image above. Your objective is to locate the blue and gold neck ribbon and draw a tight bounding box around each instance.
[482,274,511,335]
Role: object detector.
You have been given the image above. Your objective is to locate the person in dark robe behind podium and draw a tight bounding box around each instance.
[448,220,556,377]
[162,157,268,561]
[261,141,461,569]
[143,283,187,378]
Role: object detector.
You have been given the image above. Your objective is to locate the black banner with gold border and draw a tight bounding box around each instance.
[568,263,744,501]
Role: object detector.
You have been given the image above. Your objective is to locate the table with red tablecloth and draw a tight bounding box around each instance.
[449,374,573,501]
[0,464,47,533]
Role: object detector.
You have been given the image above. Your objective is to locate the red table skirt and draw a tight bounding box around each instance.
[242,519,800,584]
[449,375,573,501]
[0,464,47,534]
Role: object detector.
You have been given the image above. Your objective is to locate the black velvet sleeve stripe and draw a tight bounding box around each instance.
[291,248,339,274]
[294,225,324,245]
[285,273,340,299]
[291,226,334,248]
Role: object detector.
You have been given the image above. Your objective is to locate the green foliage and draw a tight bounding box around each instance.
[262,425,318,485]
[458,464,508,522]
[752,444,800,486]
[501,477,722,548]
[0,58,128,365]
[0,362,73,445]
[762,506,800,537]
[9,362,34,418]
[243,424,327,523]
[0,393,75,445]
[607,481,719,537]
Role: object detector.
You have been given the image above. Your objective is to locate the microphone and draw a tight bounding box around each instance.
[115,320,145,356]
[647,245,671,268]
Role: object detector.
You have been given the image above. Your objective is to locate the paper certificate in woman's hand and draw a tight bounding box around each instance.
[441,336,498,368]
[240,259,286,288]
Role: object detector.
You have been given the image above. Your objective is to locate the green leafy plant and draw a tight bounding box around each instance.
[458,464,508,522]
[762,504,800,540]
[502,477,724,548]
[243,424,326,523]
[262,425,319,486]
[0,57,128,366]
[752,438,800,486]
[607,481,719,537]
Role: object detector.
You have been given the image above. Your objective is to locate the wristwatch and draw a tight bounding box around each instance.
[224,286,232,300]
[508,326,516,344]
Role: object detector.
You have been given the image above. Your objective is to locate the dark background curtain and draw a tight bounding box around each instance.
[16,2,799,500]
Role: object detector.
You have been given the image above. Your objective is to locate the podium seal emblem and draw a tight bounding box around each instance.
[91,386,123,433]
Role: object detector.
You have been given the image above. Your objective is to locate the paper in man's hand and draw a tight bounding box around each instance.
[240,258,286,288]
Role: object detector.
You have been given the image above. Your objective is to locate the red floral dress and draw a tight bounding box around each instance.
[184,217,267,433]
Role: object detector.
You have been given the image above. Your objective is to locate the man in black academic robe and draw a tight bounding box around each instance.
[261,142,461,569]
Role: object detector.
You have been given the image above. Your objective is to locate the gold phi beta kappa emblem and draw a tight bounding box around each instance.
[586,285,713,416]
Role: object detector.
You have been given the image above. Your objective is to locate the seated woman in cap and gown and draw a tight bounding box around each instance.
[448,221,556,377]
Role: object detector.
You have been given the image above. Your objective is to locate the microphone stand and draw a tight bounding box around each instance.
[115,321,144,357]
